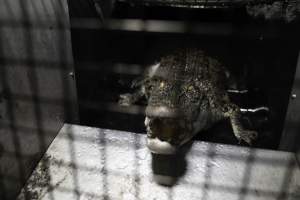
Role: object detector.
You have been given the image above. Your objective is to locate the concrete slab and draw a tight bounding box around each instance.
[18,124,300,200]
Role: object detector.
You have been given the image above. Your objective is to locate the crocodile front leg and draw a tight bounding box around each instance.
[223,105,258,145]
[229,111,258,145]
[119,88,145,106]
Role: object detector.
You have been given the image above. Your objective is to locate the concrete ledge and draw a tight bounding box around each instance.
[18,124,300,200]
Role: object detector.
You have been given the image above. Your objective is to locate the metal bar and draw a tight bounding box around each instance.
[117,0,282,9]
[115,0,275,9]
[70,18,285,39]
[280,51,300,154]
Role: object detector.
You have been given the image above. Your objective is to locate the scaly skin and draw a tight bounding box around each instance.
[119,48,257,151]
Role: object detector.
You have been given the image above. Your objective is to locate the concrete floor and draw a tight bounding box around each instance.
[18,124,300,200]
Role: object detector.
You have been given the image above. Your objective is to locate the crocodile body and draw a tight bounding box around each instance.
[119,48,257,154]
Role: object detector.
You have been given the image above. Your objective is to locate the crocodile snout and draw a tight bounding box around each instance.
[145,106,180,118]
[145,106,184,154]
[146,137,177,155]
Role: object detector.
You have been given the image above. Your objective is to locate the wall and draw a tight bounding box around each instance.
[0,0,78,199]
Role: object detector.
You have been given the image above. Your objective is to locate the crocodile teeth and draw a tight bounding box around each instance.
[144,117,150,126]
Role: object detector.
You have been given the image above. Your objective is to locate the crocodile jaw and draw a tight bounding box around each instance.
[146,137,177,155]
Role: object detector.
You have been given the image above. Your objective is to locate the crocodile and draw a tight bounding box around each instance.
[119,48,257,154]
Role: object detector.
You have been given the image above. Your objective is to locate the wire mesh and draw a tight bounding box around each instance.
[0,0,299,200]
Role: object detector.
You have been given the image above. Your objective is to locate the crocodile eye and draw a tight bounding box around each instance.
[188,85,194,91]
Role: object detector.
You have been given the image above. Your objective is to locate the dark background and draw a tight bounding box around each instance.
[68,0,300,150]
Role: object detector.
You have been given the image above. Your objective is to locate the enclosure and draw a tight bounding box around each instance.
[0,0,299,200]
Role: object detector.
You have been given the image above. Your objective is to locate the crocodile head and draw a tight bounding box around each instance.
[143,65,202,154]
[142,49,218,154]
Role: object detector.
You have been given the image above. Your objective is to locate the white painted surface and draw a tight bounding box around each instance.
[18,124,300,200]
[0,1,77,199]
